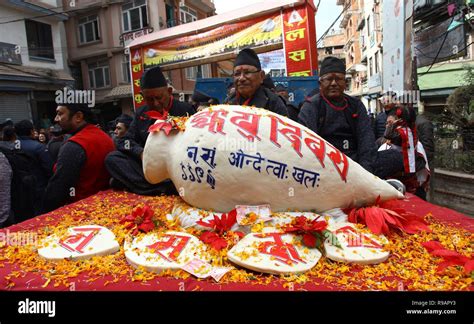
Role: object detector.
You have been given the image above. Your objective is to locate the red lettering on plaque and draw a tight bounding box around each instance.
[269,116,303,157]
[335,226,382,248]
[147,234,191,262]
[326,142,349,182]
[189,110,228,135]
[229,111,261,142]
[59,227,101,254]
[256,233,306,265]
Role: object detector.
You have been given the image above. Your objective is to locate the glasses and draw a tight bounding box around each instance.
[319,76,346,84]
[233,70,261,79]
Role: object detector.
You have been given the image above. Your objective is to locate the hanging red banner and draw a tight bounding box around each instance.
[282,5,318,77]
[130,47,145,110]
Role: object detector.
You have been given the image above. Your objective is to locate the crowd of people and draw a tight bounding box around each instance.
[0,48,434,228]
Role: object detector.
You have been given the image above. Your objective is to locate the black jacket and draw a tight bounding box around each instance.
[116,100,195,160]
[225,86,288,117]
[416,114,435,167]
[374,110,388,140]
[298,94,377,173]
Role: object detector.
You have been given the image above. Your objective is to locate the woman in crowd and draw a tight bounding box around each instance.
[378,105,430,199]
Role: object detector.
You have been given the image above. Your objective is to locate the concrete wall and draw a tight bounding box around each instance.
[431,169,474,217]
[37,0,60,7]
[0,5,68,71]
[65,6,122,62]
[149,0,168,30]
[64,0,215,94]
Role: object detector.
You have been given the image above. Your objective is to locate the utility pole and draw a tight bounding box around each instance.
[404,0,414,106]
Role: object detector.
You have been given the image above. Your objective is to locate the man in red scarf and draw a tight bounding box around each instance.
[299,56,378,172]
[224,48,287,117]
[43,102,114,212]
[298,56,404,179]
[105,66,195,195]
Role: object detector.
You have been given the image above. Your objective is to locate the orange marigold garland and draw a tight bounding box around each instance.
[1,193,472,290]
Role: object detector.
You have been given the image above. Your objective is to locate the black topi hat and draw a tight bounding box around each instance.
[234,48,261,70]
[141,66,168,89]
[320,56,346,76]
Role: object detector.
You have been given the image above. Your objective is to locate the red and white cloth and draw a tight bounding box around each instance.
[378,127,430,189]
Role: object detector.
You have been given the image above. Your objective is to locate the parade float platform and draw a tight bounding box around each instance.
[0,190,472,292]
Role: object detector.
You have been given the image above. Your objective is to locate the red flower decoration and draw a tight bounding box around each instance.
[145,111,173,134]
[197,209,238,235]
[396,108,402,117]
[199,232,228,251]
[197,209,244,251]
[121,205,156,235]
[145,112,188,134]
[422,241,474,274]
[148,121,173,135]
[345,196,431,235]
[283,216,328,248]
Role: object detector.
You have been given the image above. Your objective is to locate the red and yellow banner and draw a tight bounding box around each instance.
[130,3,318,110]
[130,47,145,110]
[282,6,318,77]
[142,13,282,68]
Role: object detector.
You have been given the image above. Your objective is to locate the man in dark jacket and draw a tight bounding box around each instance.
[298,57,377,173]
[298,56,403,178]
[191,89,219,112]
[416,113,435,169]
[14,119,53,213]
[0,152,12,227]
[105,66,195,195]
[43,103,115,213]
[276,84,299,121]
[225,48,288,117]
[113,114,133,141]
[373,91,397,141]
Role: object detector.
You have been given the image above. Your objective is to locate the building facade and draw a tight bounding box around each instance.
[337,0,365,100]
[317,29,345,67]
[62,0,216,124]
[0,0,74,126]
[359,0,383,114]
[415,1,474,116]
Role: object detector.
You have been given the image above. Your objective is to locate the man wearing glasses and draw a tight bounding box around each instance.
[225,48,288,117]
[105,66,195,195]
[298,56,377,173]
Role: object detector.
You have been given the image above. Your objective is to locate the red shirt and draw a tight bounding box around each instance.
[67,124,115,202]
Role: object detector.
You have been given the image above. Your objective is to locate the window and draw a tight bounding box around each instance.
[180,6,197,24]
[78,15,100,44]
[374,51,379,74]
[88,60,110,88]
[369,57,373,77]
[122,0,148,32]
[122,54,131,83]
[185,66,198,80]
[270,69,285,77]
[25,20,54,60]
[200,64,211,78]
[186,64,211,80]
[367,15,371,34]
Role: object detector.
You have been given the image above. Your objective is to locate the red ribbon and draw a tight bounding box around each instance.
[321,93,349,111]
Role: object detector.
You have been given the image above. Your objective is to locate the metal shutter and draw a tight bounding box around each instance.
[0,92,31,123]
